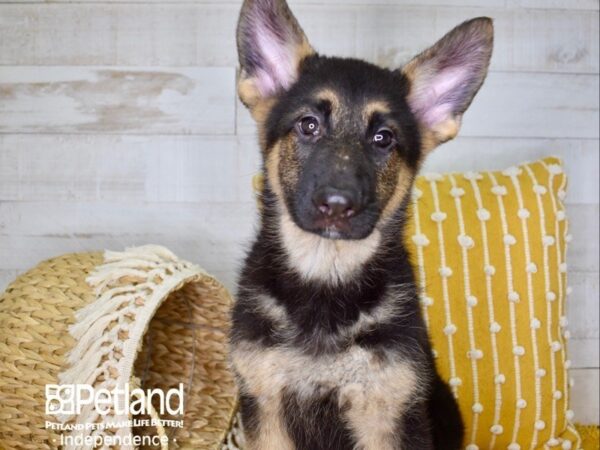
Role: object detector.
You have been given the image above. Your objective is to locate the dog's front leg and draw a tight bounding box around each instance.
[232,345,296,450]
[341,384,407,450]
[239,391,295,450]
[396,402,434,450]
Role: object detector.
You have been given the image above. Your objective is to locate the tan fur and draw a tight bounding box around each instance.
[379,159,414,222]
[279,136,302,190]
[362,100,391,124]
[315,88,341,111]
[238,76,262,111]
[265,135,302,197]
[254,293,290,327]
[232,341,419,450]
[418,127,441,154]
[295,39,315,67]
[430,117,461,144]
[238,78,277,150]
[416,118,461,154]
[238,77,277,124]
[341,362,418,450]
[248,400,295,450]
[280,212,382,284]
[265,143,284,198]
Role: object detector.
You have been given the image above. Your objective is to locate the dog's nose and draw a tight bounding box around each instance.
[313,188,357,220]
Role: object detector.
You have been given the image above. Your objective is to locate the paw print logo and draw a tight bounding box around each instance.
[45,384,75,415]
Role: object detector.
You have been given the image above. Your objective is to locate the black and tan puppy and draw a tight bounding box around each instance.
[230,1,493,448]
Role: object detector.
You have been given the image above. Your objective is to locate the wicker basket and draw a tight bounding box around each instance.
[0,245,237,450]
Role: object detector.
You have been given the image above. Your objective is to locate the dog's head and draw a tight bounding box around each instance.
[238,0,493,241]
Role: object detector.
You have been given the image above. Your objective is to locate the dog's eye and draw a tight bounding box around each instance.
[298,116,320,136]
[373,129,395,148]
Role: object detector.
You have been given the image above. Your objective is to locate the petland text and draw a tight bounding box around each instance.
[45,383,184,416]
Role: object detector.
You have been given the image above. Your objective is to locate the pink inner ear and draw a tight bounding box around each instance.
[410,67,469,127]
[252,16,298,97]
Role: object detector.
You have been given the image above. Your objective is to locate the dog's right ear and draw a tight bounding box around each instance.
[237,0,314,114]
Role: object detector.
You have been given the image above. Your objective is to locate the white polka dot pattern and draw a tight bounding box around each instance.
[405,158,581,448]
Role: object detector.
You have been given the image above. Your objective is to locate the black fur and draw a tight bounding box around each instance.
[231,2,493,448]
[233,194,418,351]
[231,56,464,450]
[232,185,464,448]
[282,387,355,450]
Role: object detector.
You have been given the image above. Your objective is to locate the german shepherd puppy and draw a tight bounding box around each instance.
[230,1,493,448]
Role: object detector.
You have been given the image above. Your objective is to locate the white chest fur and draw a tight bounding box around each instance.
[279,212,382,285]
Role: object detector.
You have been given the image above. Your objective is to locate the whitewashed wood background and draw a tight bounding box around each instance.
[0,0,598,423]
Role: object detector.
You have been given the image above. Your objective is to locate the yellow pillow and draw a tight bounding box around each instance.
[576,425,599,449]
[404,157,580,449]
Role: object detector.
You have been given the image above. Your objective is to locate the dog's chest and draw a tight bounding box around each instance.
[232,343,419,448]
[233,343,417,407]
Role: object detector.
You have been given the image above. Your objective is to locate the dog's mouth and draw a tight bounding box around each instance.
[292,205,379,241]
[312,216,352,238]
[315,225,346,240]
[304,221,377,241]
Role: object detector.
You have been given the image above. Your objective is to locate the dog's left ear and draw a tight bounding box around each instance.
[402,17,493,150]
[237,0,314,113]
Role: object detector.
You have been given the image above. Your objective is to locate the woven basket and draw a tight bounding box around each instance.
[0,245,237,450]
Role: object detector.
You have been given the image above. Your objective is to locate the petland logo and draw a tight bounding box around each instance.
[45,383,184,416]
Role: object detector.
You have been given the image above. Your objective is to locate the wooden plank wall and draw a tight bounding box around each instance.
[0,0,598,423]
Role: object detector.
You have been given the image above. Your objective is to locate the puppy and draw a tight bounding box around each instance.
[230,1,493,448]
